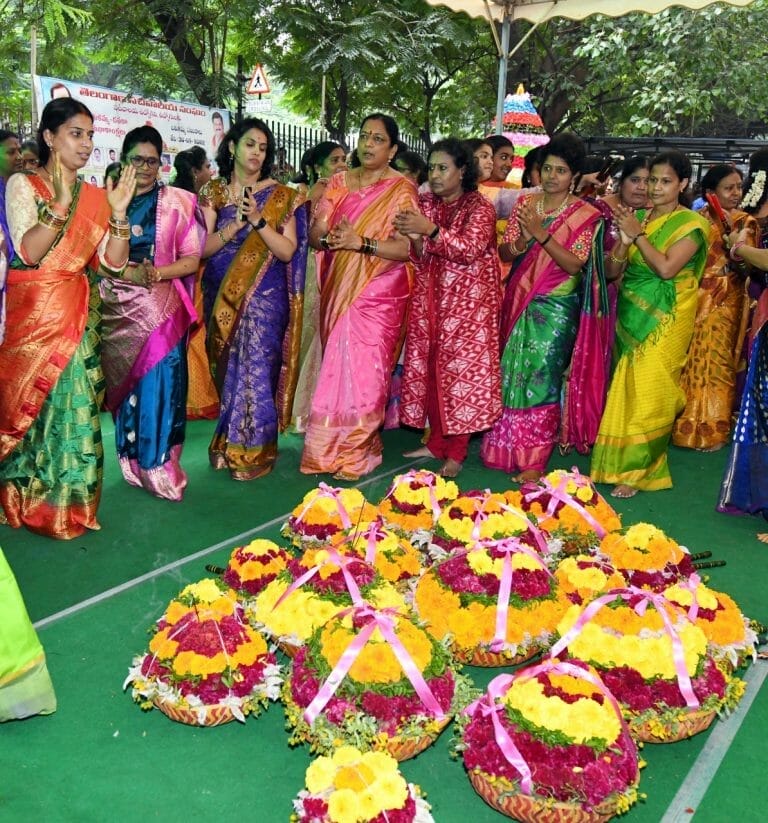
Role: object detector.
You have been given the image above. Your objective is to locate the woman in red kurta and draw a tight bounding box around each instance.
[395,138,502,477]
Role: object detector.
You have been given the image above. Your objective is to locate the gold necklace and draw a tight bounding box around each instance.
[357,166,387,189]
[536,194,570,218]
[642,204,680,232]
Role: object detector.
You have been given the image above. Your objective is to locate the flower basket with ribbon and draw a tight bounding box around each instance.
[597,523,695,592]
[124,578,281,726]
[377,469,459,546]
[507,469,621,557]
[220,539,292,601]
[281,484,377,549]
[551,586,746,742]
[248,547,405,657]
[457,659,641,822]
[414,529,570,667]
[555,556,628,607]
[283,605,474,759]
[291,746,434,822]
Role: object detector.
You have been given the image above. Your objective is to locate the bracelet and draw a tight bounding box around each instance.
[48,201,70,219]
[631,231,646,244]
[110,215,129,226]
[730,241,746,262]
[252,216,267,230]
[108,221,131,240]
[360,236,378,255]
[217,228,228,245]
[608,252,627,265]
[38,204,67,231]
[320,234,331,250]
[539,233,552,247]
[428,224,440,240]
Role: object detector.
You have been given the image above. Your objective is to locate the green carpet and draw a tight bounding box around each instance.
[1,419,766,821]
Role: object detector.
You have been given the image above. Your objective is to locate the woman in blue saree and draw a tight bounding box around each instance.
[200,118,308,480]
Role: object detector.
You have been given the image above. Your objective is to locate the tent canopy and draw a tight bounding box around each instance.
[426,0,756,132]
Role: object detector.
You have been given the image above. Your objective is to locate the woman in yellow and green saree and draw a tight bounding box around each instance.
[591,150,709,498]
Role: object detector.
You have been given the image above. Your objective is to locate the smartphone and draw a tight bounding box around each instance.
[239,186,252,221]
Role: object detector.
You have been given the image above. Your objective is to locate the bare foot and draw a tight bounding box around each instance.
[333,470,360,482]
[611,484,638,499]
[403,445,437,459]
[514,469,542,483]
[757,533,768,544]
[439,458,462,478]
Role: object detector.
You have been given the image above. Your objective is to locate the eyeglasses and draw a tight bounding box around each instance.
[127,155,160,169]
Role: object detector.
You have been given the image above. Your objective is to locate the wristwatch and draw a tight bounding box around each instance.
[253,216,267,230]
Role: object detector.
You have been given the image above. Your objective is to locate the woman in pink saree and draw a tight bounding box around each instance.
[300,114,417,481]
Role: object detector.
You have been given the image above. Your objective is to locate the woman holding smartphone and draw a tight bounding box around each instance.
[200,118,308,480]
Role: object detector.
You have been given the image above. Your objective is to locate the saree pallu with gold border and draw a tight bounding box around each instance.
[300,173,417,478]
[480,197,604,474]
[591,208,709,490]
[202,181,307,480]
[672,209,756,449]
[100,185,204,501]
[717,288,768,517]
[0,176,109,539]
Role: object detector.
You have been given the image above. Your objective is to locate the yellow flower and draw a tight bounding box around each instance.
[148,627,179,659]
[373,772,409,810]
[327,788,360,823]
[332,746,363,767]
[305,756,337,793]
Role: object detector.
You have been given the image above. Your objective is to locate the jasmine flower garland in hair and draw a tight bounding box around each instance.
[741,169,766,209]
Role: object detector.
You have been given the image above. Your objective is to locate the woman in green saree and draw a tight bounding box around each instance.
[590,150,709,498]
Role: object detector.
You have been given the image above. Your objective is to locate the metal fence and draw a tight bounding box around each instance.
[264,118,430,178]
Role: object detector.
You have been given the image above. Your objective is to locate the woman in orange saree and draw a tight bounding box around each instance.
[300,114,417,481]
[0,98,135,539]
[672,164,757,451]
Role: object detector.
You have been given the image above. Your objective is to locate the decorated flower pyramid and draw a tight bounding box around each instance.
[491,84,550,186]
[458,660,641,821]
[124,578,281,726]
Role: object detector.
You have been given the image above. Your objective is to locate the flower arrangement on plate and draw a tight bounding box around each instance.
[249,548,405,656]
[331,516,423,588]
[429,490,544,561]
[291,746,434,823]
[457,659,641,822]
[377,469,459,546]
[124,578,281,726]
[507,469,621,556]
[596,523,695,591]
[221,538,292,600]
[663,576,758,669]
[551,586,746,743]
[414,533,569,666]
[283,606,474,760]
[282,484,377,549]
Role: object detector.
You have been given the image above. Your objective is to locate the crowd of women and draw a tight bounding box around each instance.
[1,97,768,544]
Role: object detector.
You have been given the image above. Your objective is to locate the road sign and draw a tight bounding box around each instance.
[245,98,273,113]
[246,64,271,95]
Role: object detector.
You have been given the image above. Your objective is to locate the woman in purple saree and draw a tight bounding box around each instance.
[100,126,204,501]
[200,118,307,480]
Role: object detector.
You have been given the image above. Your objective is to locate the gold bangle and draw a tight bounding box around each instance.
[39,205,67,231]
[608,252,627,264]
[217,228,227,245]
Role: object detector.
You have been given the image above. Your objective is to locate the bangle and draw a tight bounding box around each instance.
[631,231,645,244]
[608,252,627,265]
[539,233,552,247]
[217,228,228,245]
[48,201,69,219]
[38,204,67,231]
[730,241,746,262]
[428,224,440,240]
[252,216,267,230]
[320,234,331,250]
[108,220,130,240]
[360,236,378,255]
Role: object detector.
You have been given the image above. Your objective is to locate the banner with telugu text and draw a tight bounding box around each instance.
[34,76,232,184]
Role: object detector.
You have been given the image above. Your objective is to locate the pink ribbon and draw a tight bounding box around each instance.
[549,586,700,708]
[293,482,353,531]
[447,536,554,653]
[386,470,442,521]
[464,659,632,795]
[522,468,608,539]
[302,606,446,725]
[343,517,389,565]
[273,546,364,611]
[674,573,702,622]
